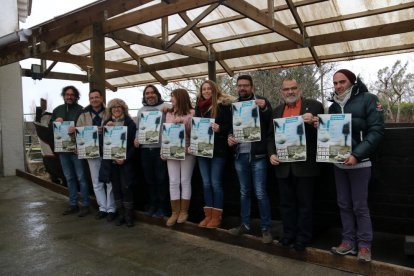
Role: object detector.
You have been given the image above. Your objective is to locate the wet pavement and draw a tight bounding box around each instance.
[0,176,356,276]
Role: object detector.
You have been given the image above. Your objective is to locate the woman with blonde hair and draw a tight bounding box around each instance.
[195,80,234,228]
[163,89,196,226]
[99,98,137,227]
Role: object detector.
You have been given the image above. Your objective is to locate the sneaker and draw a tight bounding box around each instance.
[278,237,294,247]
[62,205,79,215]
[95,211,107,220]
[262,229,273,244]
[229,224,250,236]
[78,206,91,217]
[357,247,371,263]
[331,242,357,255]
[107,212,117,222]
[152,209,165,218]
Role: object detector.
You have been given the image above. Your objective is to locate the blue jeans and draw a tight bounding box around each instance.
[234,153,271,231]
[59,154,90,207]
[197,156,226,209]
[140,148,169,212]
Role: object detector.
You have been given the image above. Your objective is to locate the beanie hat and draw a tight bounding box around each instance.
[334,69,356,84]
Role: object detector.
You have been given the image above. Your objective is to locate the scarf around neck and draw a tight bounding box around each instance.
[197,97,212,116]
[333,85,353,107]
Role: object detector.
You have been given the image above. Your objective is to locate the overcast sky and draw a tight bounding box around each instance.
[20,0,414,117]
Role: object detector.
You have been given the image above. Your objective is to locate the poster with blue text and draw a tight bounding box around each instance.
[316,114,352,163]
[161,123,186,160]
[190,117,215,158]
[53,121,76,152]
[232,100,261,142]
[75,126,100,159]
[137,111,162,144]
[273,116,307,162]
[103,126,128,160]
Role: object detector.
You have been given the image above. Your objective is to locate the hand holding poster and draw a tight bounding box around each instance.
[316,114,352,163]
[190,117,215,158]
[76,126,100,159]
[232,100,261,142]
[161,123,186,160]
[103,126,128,160]
[273,116,306,162]
[53,121,76,152]
[137,111,162,144]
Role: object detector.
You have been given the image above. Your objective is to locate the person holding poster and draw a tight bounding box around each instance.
[100,99,137,227]
[50,86,89,217]
[134,85,170,218]
[195,80,234,229]
[227,75,273,244]
[325,69,384,262]
[77,89,116,222]
[163,89,195,226]
[267,78,324,251]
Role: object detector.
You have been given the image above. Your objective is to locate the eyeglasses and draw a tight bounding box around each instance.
[111,106,122,109]
[237,84,251,89]
[281,86,298,92]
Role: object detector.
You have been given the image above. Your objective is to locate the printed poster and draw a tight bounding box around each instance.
[316,114,352,163]
[232,100,261,142]
[75,126,100,159]
[103,126,128,160]
[161,123,186,160]
[190,117,215,158]
[137,110,162,144]
[273,116,306,162]
[53,121,76,152]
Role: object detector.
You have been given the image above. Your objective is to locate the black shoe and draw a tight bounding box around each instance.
[107,212,117,222]
[62,205,79,215]
[95,211,107,220]
[293,242,307,252]
[78,207,91,217]
[278,237,294,247]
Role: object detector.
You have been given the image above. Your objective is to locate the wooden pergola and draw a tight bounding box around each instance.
[1,0,413,95]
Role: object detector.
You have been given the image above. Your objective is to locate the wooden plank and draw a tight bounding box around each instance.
[21,68,88,82]
[224,0,304,45]
[90,23,106,99]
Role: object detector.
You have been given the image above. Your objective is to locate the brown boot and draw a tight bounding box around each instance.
[166,200,180,226]
[177,199,190,223]
[206,208,222,229]
[198,207,212,227]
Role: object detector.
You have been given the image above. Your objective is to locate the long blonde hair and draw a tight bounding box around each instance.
[197,80,223,118]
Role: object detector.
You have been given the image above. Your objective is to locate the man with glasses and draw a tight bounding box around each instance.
[267,78,324,251]
[228,75,273,244]
[50,85,90,217]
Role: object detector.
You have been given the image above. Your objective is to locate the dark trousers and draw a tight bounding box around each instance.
[278,174,315,244]
[140,148,169,212]
[111,164,134,204]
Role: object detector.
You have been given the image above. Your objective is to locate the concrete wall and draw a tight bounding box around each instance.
[0,0,25,176]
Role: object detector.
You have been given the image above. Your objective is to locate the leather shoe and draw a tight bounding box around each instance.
[107,212,117,222]
[62,205,79,215]
[78,206,90,217]
[95,211,107,220]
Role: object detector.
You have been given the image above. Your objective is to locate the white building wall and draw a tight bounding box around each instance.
[0,0,25,176]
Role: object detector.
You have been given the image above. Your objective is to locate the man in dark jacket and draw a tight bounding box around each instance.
[51,85,90,217]
[268,78,324,251]
[228,75,273,244]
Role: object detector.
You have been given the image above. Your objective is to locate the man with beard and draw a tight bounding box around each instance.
[134,85,170,218]
[77,89,116,221]
[51,86,90,217]
[267,78,324,251]
[228,75,273,244]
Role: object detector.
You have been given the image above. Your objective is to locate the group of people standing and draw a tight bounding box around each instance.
[51,69,383,263]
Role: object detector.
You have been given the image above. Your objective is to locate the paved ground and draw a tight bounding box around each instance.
[0,176,356,276]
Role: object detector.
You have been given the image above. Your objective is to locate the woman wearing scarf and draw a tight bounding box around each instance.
[327,69,384,262]
[163,89,195,226]
[195,80,234,228]
[100,98,137,227]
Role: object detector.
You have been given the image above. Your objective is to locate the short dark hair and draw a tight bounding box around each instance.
[89,89,102,96]
[61,85,80,100]
[237,75,253,86]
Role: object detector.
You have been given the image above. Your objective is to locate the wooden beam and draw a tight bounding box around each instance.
[162,16,169,48]
[21,68,88,82]
[90,23,106,99]
[108,29,209,60]
[102,0,221,34]
[114,39,168,85]
[166,3,219,49]
[224,0,304,45]
[41,52,139,73]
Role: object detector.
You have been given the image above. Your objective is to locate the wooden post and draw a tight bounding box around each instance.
[90,22,106,102]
